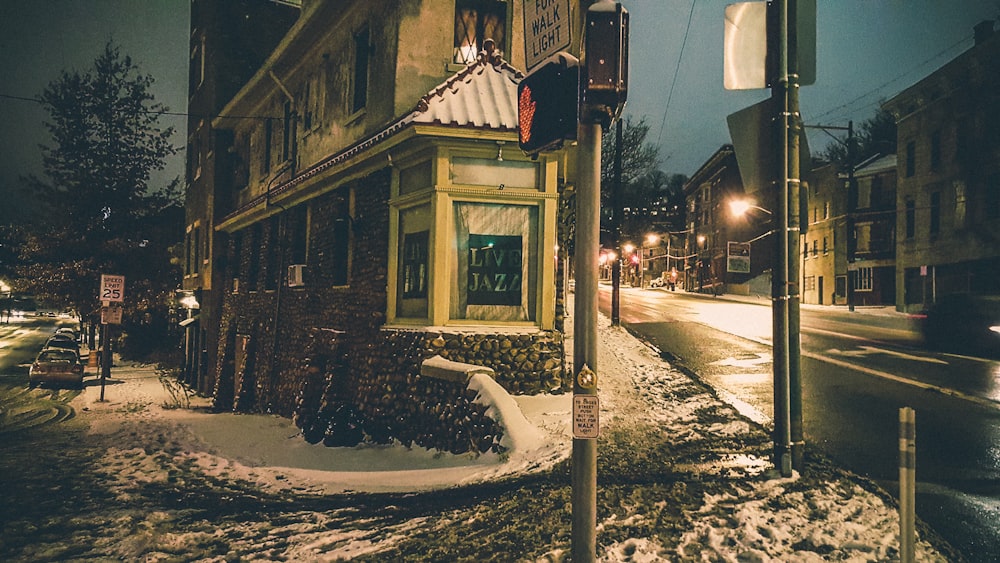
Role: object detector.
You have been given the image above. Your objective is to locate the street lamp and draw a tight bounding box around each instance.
[730,198,773,219]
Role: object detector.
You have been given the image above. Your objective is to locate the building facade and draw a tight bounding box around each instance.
[884,21,1000,312]
[683,145,772,295]
[800,163,846,306]
[186,0,582,453]
[183,0,300,395]
[847,154,897,307]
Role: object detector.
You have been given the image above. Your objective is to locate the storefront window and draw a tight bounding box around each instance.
[451,202,537,321]
[397,205,431,318]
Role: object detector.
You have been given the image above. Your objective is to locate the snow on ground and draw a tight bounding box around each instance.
[71,309,948,561]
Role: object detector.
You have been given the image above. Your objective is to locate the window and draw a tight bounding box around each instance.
[402,231,429,299]
[854,266,873,291]
[451,202,537,322]
[282,101,294,163]
[804,276,816,291]
[905,198,915,239]
[930,130,941,171]
[261,118,273,175]
[233,230,245,284]
[824,201,830,219]
[290,204,309,265]
[397,205,431,318]
[811,240,817,257]
[454,0,507,64]
[332,211,351,287]
[265,217,280,291]
[193,225,201,275]
[352,27,370,113]
[905,140,915,177]
[822,236,828,255]
[929,191,941,236]
[248,223,262,290]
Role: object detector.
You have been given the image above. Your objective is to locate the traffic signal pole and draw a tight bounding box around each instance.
[572,120,601,563]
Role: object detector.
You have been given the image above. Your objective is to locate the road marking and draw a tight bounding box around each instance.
[804,350,1000,410]
[712,353,772,368]
[725,329,999,410]
[826,346,948,365]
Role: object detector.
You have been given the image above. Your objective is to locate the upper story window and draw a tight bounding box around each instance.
[930,130,942,171]
[352,26,370,113]
[905,140,915,177]
[454,0,507,64]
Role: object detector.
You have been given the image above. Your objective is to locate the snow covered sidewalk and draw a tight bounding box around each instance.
[67,311,952,561]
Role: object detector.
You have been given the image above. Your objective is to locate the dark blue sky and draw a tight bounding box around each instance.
[1,0,998,194]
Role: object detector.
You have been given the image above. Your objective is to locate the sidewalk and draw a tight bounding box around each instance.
[63,312,953,561]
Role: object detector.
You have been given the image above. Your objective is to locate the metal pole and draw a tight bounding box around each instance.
[770,0,794,476]
[899,407,916,562]
[846,120,856,312]
[100,321,110,401]
[572,121,601,562]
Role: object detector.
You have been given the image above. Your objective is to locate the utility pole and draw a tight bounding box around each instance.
[770,0,805,474]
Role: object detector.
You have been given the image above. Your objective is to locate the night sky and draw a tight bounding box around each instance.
[1,0,998,199]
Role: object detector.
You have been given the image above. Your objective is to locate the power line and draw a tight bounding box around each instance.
[0,92,280,122]
[655,0,696,149]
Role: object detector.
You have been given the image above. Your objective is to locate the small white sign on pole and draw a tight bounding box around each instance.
[523,0,571,70]
[100,274,125,303]
[573,395,600,439]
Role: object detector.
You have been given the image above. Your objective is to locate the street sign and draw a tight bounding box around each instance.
[573,394,600,439]
[727,241,751,273]
[523,0,571,71]
[101,303,123,325]
[100,274,125,303]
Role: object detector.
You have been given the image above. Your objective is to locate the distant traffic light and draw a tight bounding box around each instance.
[517,52,579,156]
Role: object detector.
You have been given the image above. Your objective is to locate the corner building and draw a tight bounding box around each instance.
[191,1,579,453]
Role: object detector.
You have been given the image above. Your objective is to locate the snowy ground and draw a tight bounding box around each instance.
[3,311,954,561]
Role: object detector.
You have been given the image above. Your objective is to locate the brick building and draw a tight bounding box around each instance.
[884,20,1000,312]
[182,0,299,394]
[185,0,580,453]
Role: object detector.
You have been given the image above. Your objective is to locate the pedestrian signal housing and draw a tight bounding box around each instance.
[517,52,579,156]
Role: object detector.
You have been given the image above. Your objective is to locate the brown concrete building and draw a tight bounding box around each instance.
[883,20,1000,312]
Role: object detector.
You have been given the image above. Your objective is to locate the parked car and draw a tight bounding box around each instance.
[922,294,1000,358]
[54,327,79,339]
[43,334,80,354]
[29,348,84,388]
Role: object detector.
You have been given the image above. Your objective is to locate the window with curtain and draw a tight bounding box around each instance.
[450,202,537,322]
[454,1,507,64]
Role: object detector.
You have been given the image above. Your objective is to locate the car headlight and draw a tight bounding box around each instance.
[990,325,1000,334]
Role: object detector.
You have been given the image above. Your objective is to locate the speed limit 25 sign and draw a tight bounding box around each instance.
[100,274,125,303]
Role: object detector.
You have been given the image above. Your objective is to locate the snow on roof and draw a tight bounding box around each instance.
[410,48,522,131]
[854,153,897,176]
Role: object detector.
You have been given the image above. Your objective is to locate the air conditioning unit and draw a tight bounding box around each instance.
[287,264,306,287]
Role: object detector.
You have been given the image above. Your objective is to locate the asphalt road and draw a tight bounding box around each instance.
[600,285,1000,562]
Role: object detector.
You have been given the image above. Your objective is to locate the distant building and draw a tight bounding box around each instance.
[801,163,846,305]
[848,154,897,307]
[883,20,1000,312]
[683,145,772,295]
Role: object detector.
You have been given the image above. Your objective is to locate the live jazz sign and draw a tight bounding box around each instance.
[468,234,522,306]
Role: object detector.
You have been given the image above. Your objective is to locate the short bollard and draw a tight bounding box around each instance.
[899,407,916,563]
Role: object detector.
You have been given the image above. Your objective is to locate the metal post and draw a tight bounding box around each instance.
[100,321,110,401]
[899,407,916,562]
[572,121,601,562]
[771,0,805,476]
[846,119,856,312]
